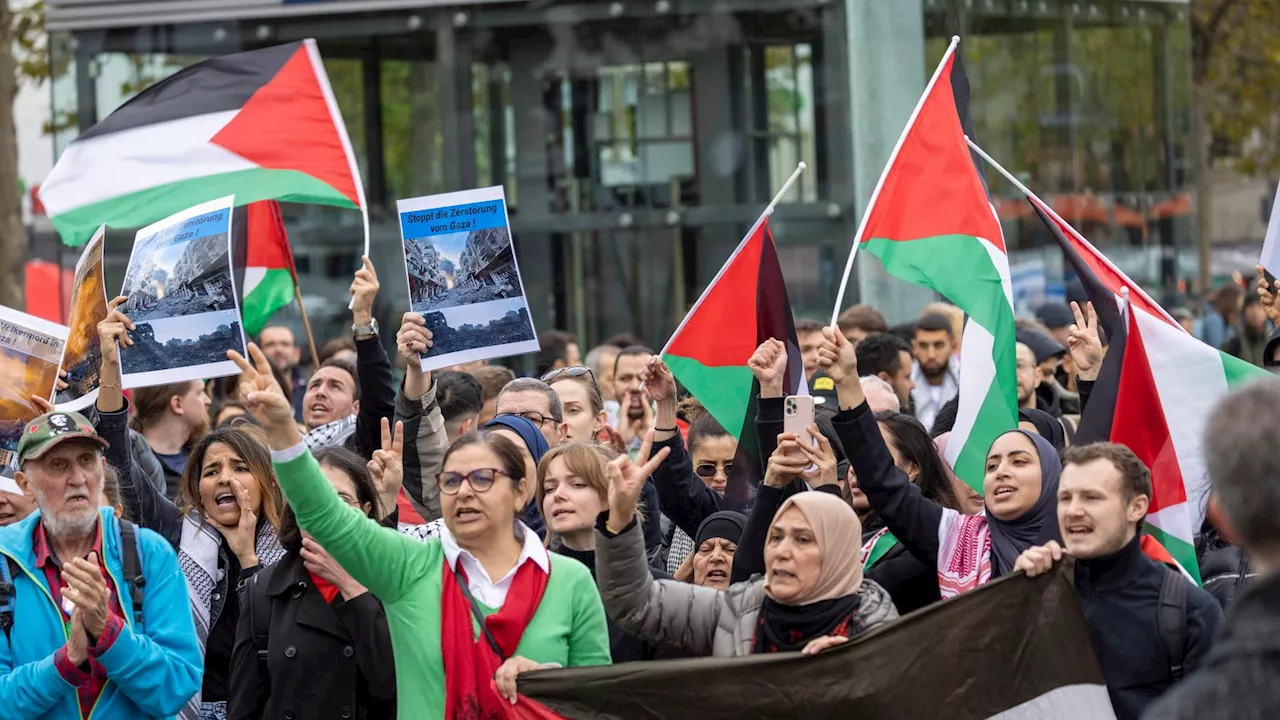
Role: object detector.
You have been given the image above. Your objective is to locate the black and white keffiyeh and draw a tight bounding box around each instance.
[304,414,358,452]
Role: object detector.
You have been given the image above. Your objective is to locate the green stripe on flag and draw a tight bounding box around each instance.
[242,267,296,337]
[950,381,1017,493]
[1219,350,1272,387]
[663,355,755,442]
[1144,522,1202,585]
[50,168,357,246]
[863,235,1013,335]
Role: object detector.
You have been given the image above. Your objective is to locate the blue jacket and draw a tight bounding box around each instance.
[0,507,203,719]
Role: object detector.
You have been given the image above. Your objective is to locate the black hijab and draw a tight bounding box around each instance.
[1017,408,1066,453]
[986,429,1063,575]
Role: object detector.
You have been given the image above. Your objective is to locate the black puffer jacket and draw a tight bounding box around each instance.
[1197,524,1257,609]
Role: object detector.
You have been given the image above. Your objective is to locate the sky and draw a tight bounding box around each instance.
[141,309,240,343]
[439,296,528,328]
[425,231,469,267]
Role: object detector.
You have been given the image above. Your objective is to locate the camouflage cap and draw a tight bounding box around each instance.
[16,411,110,466]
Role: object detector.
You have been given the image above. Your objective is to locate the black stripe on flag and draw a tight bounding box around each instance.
[78,41,305,141]
[519,560,1112,720]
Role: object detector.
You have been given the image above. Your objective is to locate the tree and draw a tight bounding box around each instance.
[1192,0,1280,289]
[0,0,35,309]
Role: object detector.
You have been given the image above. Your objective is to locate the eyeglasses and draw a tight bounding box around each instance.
[541,366,595,384]
[497,411,562,428]
[436,468,509,495]
[694,461,732,479]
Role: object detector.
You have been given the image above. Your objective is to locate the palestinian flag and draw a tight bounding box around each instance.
[511,561,1116,719]
[39,39,365,247]
[855,39,1016,490]
[1106,297,1271,583]
[238,201,298,336]
[661,216,806,506]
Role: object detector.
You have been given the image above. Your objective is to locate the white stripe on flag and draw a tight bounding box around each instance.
[986,684,1117,719]
[1261,179,1280,278]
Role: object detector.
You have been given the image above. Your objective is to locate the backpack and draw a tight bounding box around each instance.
[1158,568,1189,682]
[0,519,146,643]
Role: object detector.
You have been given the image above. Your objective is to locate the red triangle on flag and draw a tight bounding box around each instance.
[211,44,362,208]
[664,221,766,368]
[245,200,297,283]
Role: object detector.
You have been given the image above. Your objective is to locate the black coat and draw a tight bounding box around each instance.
[859,514,941,615]
[1197,524,1257,609]
[1140,571,1280,720]
[227,553,397,720]
[1075,536,1223,720]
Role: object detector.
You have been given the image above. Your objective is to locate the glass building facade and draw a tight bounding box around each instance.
[44,0,1195,360]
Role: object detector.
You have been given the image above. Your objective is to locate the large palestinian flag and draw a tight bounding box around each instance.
[510,561,1115,719]
[661,216,806,506]
[39,39,365,247]
[855,39,1016,489]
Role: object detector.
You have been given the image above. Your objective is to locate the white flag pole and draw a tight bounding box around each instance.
[1260,180,1280,278]
[829,35,961,328]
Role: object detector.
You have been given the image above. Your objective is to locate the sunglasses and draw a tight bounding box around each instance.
[541,366,596,383]
[694,461,732,479]
[436,468,509,495]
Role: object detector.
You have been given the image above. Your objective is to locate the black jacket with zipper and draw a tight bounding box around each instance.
[1074,535,1223,720]
[227,552,396,720]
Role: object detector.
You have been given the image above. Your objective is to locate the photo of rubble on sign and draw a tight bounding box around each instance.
[117,197,247,388]
[0,307,67,483]
[406,227,521,313]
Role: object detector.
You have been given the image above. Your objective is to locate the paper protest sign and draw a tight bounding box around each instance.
[0,307,69,487]
[55,225,110,411]
[397,186,539,371]
[119,196,247,389]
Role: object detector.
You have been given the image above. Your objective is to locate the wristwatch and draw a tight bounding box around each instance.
[352,318,379,338]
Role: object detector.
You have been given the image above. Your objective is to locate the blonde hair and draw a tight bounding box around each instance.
[536,442,635,547]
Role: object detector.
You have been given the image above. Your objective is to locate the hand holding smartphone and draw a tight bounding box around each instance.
[783,395,819,474]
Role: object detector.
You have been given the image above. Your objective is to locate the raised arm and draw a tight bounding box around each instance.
[819,327,944,565]
[350,257,396,461]
[95,297,182,545]
[230,343,433,603]
[394,313,447,520]
[643,356,721,535]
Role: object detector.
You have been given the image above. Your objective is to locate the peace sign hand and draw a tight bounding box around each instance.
[605,430,670,532]
[367,417,405,517]
[228,342,300,449]
[1067,301,1104,381]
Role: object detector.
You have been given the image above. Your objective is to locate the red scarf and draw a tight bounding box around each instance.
[308,571,342,603]
[441,557,549,720]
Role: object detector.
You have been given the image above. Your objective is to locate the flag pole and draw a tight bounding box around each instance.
[295,287,321,372]
[764,161,807,217]
[829,35,961,328]
[964,135,1184,330]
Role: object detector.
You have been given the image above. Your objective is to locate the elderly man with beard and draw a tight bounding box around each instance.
[1015,443,1223,720]
[0,411,202,718]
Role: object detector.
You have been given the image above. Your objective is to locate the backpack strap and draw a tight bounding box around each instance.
[0,555,16,643]
[1158,568,1188,682]
[249,568,273,666]
[117,520,146,632]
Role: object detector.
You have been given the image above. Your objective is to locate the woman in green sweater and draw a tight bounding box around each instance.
[227,342,611,718]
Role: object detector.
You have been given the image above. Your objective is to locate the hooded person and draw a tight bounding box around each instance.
[684,511,746,589]
[595,437,897,658]
[821,325,1063,599]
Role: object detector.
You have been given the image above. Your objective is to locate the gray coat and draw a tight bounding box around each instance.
[595,518,899,657]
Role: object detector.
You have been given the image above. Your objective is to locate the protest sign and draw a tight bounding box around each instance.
[397,186,538,371]
[55,225,109,411]
[0,307,69,488]
[118,196,247,389]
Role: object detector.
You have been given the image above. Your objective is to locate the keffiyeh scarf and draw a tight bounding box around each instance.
[177,513,285,720]
[304,414,358,452]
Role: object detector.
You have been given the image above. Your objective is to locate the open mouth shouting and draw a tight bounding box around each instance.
[454,506,484,524]
[214,490,239,510]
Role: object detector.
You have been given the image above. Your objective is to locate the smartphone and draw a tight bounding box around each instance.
[783,395,819,473]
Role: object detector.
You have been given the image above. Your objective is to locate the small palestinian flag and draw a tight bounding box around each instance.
[39,39,365,247]
[661,216,806,505]
[854,38,1016,490]
[511,561,1116,719]
[239,201,297,337]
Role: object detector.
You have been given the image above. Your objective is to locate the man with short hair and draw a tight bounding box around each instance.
[302,256,397,462]
[910,313,959,431]
[472,365,516,426]
[1016,442,1223,720]
[437,371,483,443]
[860,375,900,413]
[1014,341,1039,411]
[856,333,915,413]
[613,345,654,450]
[534,329,581,377]
[130,380,212,498]
[584,343,623,426]
[0,411,202,718]
[1016,324,1069,416]
[795,318,826,380]
[495,377,565,448]
[836,304,888,349]
[259,324,308,421]
[1142,380,1280,718]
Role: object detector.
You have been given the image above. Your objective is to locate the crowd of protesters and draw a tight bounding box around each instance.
[1,256,1278,719]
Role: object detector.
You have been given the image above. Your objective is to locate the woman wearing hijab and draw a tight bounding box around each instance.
[595,432,897,657]
[1018,408,1068,452]
[818,327,1062,599]
[229,343,611,716]
[672,510,747,589]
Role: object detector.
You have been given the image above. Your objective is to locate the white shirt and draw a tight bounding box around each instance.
[438,520,550,608]
[910,355,961,432]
